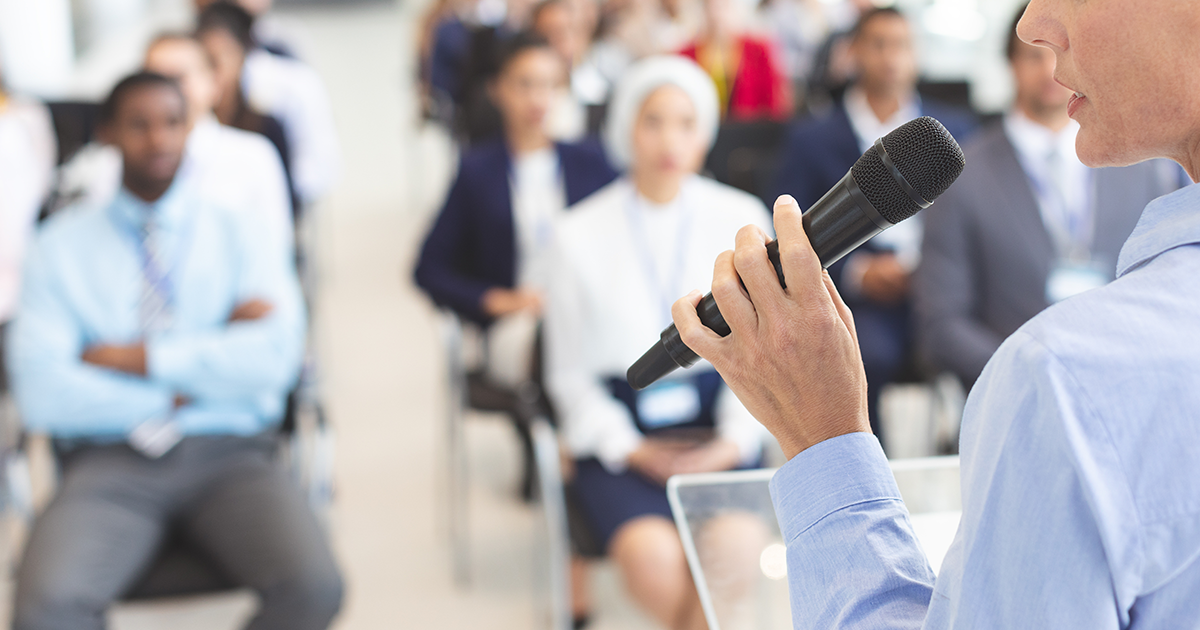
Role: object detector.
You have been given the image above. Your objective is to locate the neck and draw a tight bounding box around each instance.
[1183,137,1200,184]
[507,126,552,156]
[863,88,904,122]
[1019,100,1071,132]
[214,91,237,126]
[632,170,684,205]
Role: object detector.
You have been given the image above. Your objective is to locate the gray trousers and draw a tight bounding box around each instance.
[13,434,343,630]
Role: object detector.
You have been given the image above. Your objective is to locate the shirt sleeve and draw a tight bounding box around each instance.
[413,165,499,323]
[770,432,935,630]
[769,331,1133,630]
[145,209,306,401]
[6,236,175,437]
[543,237,644,472]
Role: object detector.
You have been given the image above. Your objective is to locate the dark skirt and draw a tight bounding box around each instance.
[569,371,753,553]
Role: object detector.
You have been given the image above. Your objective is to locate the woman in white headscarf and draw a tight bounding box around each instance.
[544,55,771,629]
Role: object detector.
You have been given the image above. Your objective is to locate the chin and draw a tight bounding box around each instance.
[1075,131,1142,170]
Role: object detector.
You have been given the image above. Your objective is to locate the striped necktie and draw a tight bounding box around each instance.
[137,216,174,334]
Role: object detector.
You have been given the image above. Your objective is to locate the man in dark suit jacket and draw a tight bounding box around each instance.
[914,6,1182,391]
[414,33,617,325]
[770,7,977,443]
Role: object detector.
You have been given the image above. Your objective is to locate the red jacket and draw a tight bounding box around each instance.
[680,36,792,121]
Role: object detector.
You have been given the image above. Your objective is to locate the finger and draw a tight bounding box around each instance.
[822,270,860,353]
[771,195,827,304]
[710,249,758,335]
[731,224,785,314]
[672,290,727,365]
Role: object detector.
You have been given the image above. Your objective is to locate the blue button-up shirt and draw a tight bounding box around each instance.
[771,182,1200,628]
[4,180,305,439]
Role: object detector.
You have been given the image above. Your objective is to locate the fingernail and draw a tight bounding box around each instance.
[776,194,797,209]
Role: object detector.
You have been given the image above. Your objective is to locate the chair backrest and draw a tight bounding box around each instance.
[45,101,102,165]
[704,120,790,202]
[668,456,961,630]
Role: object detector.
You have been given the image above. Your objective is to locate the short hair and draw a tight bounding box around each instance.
[99,72,185,124]
[495,30,556,76]
[851,7,906,41]
[196,1,256,52]
[1006,4,1029,61]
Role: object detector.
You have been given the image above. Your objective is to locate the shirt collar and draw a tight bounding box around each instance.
[1117,182,1200,277]
[108,176,189,234]
[843,85,921,153]
[1004,110,1080,165]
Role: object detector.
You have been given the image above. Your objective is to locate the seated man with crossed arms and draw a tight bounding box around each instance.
[4,72,342,630]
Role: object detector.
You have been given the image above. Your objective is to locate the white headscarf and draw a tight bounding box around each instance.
[602,55,720,170]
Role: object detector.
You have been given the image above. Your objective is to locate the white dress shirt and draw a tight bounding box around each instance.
[54,116,293,262]
[509,147,565,290]
[0,97,57,322]
[1004,111,1093,259]
[771,181,1200,630]
[841,86,925,288]
[243,49,340,204]
[545,176,773,472]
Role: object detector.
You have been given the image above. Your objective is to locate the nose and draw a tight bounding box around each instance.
[1017,0,1069,53]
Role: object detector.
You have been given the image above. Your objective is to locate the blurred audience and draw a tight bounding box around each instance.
[198,1,340,206]
[196,0,307,60]
[416,32,615,381]
[195,5,299,215]
[679,0,791,121]
[0,77,57,393]
[544,56,769,630]
[418,0,480,124]
[54,33,295,263]
[752,0,833,103]
[530,0,604,140]
[771,7,976,444]
[5,72,341,630]
[915,5,1181,390]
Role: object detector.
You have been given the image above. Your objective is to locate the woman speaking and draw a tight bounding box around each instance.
[672,0,1200,627]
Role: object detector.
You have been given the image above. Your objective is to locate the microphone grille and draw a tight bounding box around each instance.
[851,116,966,224]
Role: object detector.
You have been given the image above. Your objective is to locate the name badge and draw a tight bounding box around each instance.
[1046,260,1110,304]
[637,381,702,429]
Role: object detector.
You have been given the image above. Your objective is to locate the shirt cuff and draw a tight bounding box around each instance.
[144,333,195,387]
[769,432,900,544]
[596,425,645,474]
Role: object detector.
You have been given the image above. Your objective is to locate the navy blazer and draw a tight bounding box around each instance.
[414,139,618,324]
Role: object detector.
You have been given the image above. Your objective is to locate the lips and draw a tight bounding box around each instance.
[1067,91,1086,117]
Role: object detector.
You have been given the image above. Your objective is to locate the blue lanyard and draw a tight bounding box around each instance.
[626,188,693,328]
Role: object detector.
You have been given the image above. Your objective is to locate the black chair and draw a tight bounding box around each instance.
[45,101,102,166]
[704,120,791,204]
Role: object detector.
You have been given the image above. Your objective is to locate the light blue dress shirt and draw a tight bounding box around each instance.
[4,180,305,439]
[771,182,1200,628]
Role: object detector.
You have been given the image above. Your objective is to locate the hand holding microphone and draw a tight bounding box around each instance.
[627,117,965,458]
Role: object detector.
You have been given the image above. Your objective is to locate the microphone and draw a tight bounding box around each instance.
[627,116,966,391]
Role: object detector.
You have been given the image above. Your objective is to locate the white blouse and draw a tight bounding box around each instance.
[545,175,774,472]
[0,98,56,322]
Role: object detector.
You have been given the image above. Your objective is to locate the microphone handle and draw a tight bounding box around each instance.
[657,242,783,372]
